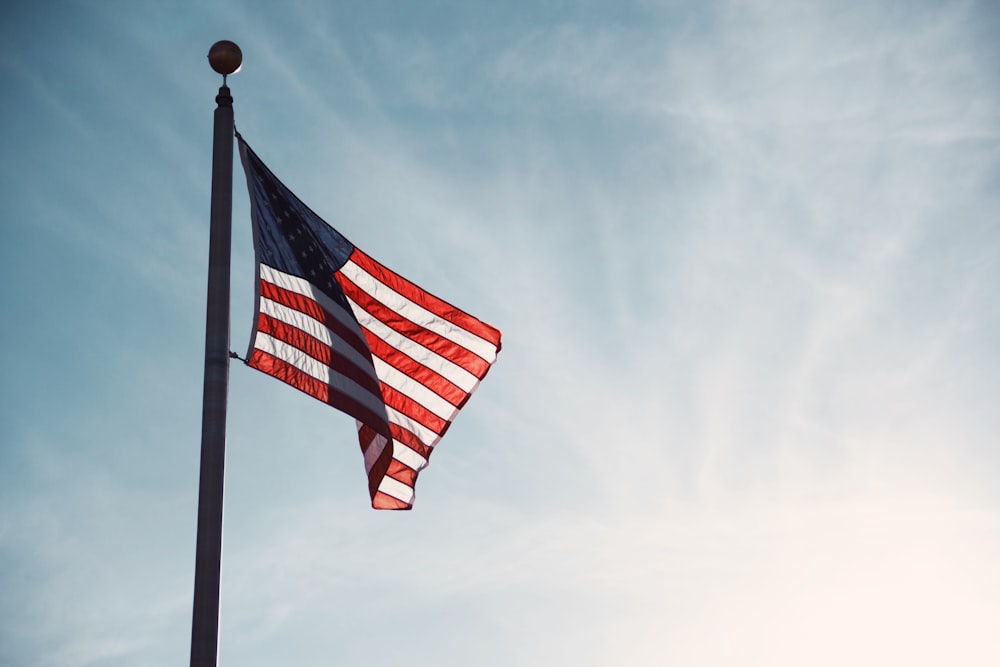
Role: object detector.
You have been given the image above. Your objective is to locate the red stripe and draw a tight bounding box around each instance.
[349,248,502,347]
[379,381,448,436]
[358,423,380,451]
[260,279,371,360]
[372,490,412,510]
[256,314,383,399]
[338,276,492,379]
[362,330,467,408]
[388,423,434,460]
[249,349,390,437]
[386,458,418,486]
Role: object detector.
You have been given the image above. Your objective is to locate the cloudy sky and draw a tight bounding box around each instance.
[2,0,999,665]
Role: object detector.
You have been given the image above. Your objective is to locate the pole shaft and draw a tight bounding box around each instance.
[190,84,234,667]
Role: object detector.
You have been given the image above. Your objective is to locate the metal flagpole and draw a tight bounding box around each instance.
[191,40,242,667]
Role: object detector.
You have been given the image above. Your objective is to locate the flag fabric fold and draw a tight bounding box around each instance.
[237,134,501,509]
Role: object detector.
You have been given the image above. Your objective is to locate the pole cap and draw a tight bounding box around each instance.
[208,41,242,76]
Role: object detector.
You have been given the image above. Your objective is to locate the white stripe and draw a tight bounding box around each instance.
[254,333,388,420]
[261,264,354,326]
[392,442,429,472]
[340,259,498,363]
[386,405,441,449]
[259,297,374,379]
[378,475,415,504]
[347,296,479,392]
[260,271,364,347]
[361,426,389,473]
[372,356,458,422]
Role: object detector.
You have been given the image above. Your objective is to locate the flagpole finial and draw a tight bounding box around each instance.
[208,40,242,78]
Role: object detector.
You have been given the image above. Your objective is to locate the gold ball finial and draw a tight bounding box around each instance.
[208,41,242,76]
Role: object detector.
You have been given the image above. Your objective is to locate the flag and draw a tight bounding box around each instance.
[237,134,502,509]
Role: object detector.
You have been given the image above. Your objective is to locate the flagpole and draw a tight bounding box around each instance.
[191,40,241,667]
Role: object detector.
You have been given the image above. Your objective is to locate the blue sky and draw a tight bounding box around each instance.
[2,0,999,665]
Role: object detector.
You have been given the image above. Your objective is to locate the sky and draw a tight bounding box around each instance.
[1,0,999,665]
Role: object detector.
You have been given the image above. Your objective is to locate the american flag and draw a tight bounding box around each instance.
[237,135,502,509]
